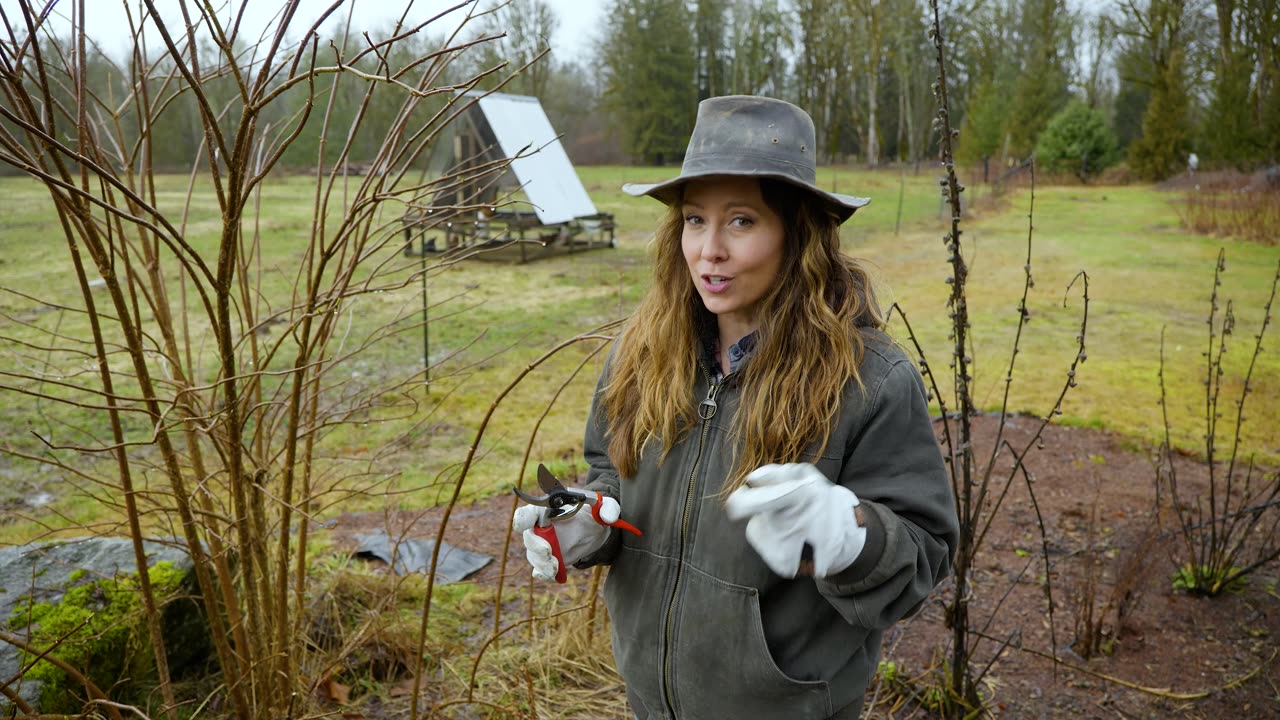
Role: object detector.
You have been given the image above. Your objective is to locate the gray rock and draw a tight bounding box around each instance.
[0,537,195,712]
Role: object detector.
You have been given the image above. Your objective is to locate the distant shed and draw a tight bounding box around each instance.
[406,91,613,262]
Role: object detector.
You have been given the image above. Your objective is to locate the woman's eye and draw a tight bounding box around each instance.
[731,215,754,228]
[685,213,704,225]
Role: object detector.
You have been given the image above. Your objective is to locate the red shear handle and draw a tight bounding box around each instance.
[590,491,643,536]
[532,523,567,583]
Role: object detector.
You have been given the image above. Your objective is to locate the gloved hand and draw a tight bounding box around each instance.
[725,463,867,578]
[512,497,620,581]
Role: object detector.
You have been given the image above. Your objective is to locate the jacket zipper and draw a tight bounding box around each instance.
[662,371,722,716]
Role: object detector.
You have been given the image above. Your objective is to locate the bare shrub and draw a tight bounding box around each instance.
[0,1,541,716]
[1158,251,1280,597]
[892,3,1091,716]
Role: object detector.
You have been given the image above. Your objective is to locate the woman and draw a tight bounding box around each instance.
[513,95,959,719]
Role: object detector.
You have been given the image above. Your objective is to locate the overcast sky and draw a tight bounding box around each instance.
[2,0,607,64]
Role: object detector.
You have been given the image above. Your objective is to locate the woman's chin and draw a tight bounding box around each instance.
[698,296,736,316]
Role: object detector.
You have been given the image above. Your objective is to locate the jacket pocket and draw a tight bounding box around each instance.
[669,567,832,719]
[605,545,674,719]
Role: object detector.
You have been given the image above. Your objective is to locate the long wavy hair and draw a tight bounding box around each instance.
[601,179,883,491]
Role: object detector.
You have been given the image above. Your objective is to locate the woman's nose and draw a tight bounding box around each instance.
[700,228,728,261]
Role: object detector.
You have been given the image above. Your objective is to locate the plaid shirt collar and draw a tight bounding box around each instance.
[700,329,757,380]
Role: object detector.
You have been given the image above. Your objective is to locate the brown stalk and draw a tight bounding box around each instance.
[493,338,616,639]
[71,5,172,715]
[408,329,622,720]
[0,629,124,720]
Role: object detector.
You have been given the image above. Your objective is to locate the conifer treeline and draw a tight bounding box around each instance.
[5,0,1275,179]
[590,0,1278,178]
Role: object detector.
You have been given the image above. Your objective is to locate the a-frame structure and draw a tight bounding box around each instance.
[405,91,614,262]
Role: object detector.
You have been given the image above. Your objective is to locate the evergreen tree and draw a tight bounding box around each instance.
[1204,55,1257,169]
[953,0,1019,172]
[1004,0,1074,158]
[1129,46,1194,179]
[1264,69,1280,163]
[1117,0,1207,180]
[693,0,731,100]
[1036,100,1119,181]
[957,78,1009,171]
[1244,0,1280,164]
[1202,0,1257,168]
[1112,43,1153,152]
[598,0,696,164]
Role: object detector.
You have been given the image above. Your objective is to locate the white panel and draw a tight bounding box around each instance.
[476,93,598,225]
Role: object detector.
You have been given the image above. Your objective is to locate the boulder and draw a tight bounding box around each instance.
[0,537,208,712]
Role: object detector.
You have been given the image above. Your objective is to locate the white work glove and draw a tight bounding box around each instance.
[512,497,619,581]
[725,463,867,579]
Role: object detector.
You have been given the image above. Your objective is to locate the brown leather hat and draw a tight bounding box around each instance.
[622,95,870,224]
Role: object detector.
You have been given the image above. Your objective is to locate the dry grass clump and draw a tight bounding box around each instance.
[302,558,480,708]
[1176,170,1280,245]
[515,576,627,718]
[433,570,628,719]
[295,559,628,718]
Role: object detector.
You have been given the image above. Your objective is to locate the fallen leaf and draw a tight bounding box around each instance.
[317,677,352,705]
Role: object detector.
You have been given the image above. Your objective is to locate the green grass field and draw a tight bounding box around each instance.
[1,167,1276,542]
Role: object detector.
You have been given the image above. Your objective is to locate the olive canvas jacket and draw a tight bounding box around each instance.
[577,327,959,720]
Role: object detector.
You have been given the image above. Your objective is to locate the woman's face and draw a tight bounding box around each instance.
[680,176,786,337]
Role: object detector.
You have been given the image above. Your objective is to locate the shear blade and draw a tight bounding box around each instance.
[512,486,546,505]
[537,463,566,494]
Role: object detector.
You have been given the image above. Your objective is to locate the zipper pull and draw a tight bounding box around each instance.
[698,381,720,420]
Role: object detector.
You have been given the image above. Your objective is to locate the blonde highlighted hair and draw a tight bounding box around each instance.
[602,179,882,491]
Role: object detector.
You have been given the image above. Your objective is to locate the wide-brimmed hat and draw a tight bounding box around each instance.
[622,95,870,224]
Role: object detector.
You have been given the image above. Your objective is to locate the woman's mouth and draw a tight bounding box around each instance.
[701,275,733,294]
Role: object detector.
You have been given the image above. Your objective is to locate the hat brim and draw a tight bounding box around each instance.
[622,171,870,225]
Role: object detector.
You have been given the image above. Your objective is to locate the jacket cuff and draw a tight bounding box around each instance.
[574,527,620,568]
[815,499,889,593]
[584,478,617,496]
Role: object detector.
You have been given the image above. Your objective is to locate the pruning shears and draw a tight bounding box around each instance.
[513,464,642,583]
